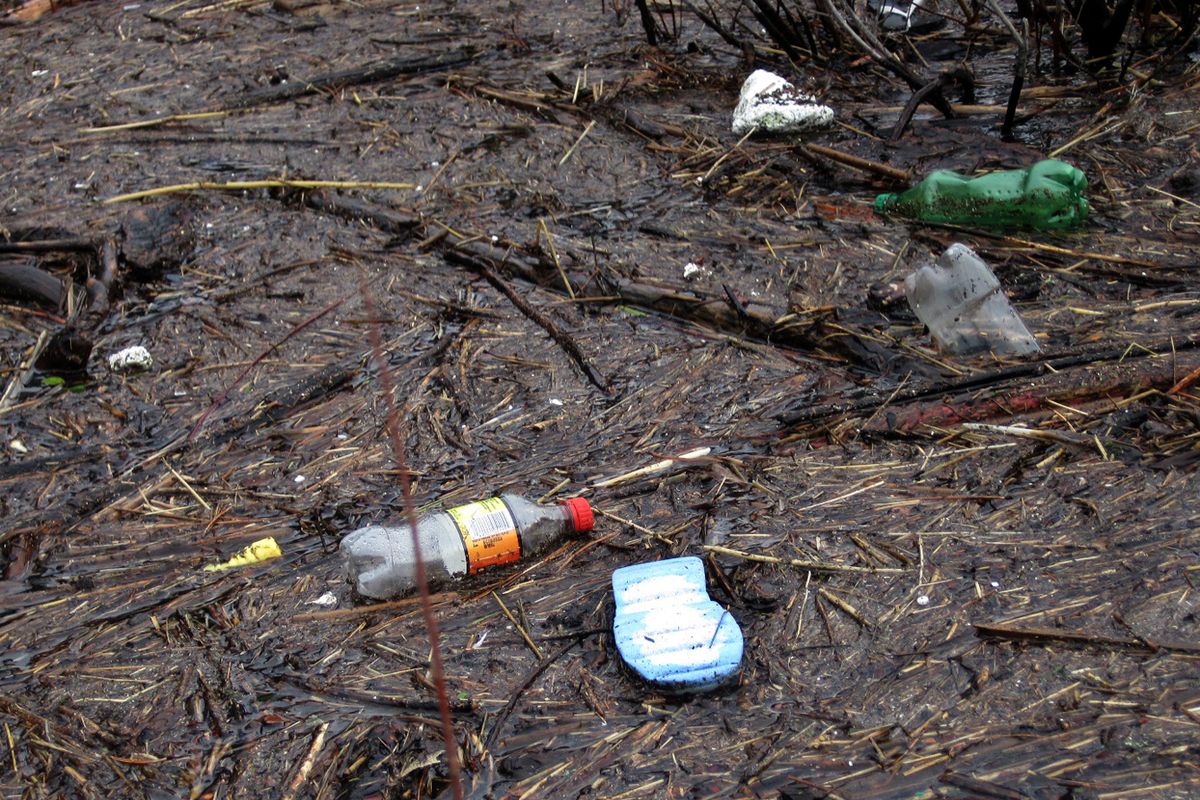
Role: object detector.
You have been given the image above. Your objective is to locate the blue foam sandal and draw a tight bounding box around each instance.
[612,556,743,693]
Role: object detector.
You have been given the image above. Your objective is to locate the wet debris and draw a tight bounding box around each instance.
[203,537,282,571]
[0,258,64,307]
[868,0,945,33]
[36,327,93,373]
[905,244,1040,357]
[119,201,196,279]
[106,344,153,373]
[2,1,1200,798]
[731,69,833,135]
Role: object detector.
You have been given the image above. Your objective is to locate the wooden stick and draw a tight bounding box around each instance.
[229,49,476,110]
[293,591,459,622]
[974,621,1200,655]
[86,237,118,312]
[492,591,542,659]
[592,447,712,488]
[800,143,911,183]
[449,251,611,395]
[81,111,231,134]
[0,331,49,414]
[941,772,1030,800]
[103,179,417,205]
[0,238,95,253]
[704,545,905,574]
[780,341,1200,429]
[281,722,330,800]
[817,587,872,628]
[187,296,347,442]
[0,262,65,307]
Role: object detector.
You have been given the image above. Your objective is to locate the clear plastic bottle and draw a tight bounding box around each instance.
[904,243,1040,356]
[874,159,1089,230]
[341,494,594,600]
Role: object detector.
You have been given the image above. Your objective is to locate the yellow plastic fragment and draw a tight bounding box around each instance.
[203,537,282,572]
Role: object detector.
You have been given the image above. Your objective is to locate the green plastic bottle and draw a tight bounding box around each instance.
[874,159,1089,230]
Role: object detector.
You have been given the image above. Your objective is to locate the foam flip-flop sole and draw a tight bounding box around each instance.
[611,556,743,693]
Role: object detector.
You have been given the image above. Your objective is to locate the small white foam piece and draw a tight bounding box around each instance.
[732,69,834,135]
[308,592,338,607]
[107,345,153,373]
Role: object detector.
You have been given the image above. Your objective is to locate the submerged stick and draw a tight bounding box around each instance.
[187,296,346,442]
[86,237,118,312]
[940,772,1030,800]
[871,349,1200,433]
[889,68,975,143]
[975,621,1200,655]
[451,251,612,395]
[984,0,1028,141]
[779,340,1200,429]
[228,48,477,109]
[0,331,49,414]
[292,591,459,622]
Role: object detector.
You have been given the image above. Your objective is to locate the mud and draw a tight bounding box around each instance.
[1,2,1199,799]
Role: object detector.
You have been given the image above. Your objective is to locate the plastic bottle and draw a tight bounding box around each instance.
[341,494,594,600]
[904,243,1040,356]
[874,159,1089,230]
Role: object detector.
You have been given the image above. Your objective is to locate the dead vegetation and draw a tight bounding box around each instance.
[1,0,1199,798]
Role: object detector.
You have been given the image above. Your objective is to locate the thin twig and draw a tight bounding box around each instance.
[456,252,611,395]
[103,179,417,204]
[492,591,543,659]
[801,142,911,183]
[187,296,346,442]
[975,621,1200,655]
[704,545,905,574]
[360,273,463,800]
[281,722,330,800]
[0,331,49,414]
[592,446,712,488]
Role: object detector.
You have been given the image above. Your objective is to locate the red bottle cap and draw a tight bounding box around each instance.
[562,497,594,532]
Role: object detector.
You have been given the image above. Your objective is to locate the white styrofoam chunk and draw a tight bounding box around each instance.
[732,69,834,135]
[107,345,153,372]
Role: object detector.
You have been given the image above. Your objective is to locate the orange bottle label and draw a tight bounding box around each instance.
[447,497,521,574]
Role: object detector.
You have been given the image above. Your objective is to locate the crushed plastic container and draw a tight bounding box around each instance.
[732,69,833,135]
[611,556,743,693]
[204,537,281,572]
[874,159,1089,230]
[341,494,593,600]
[868,0,945,32]
[905,243,1040,356]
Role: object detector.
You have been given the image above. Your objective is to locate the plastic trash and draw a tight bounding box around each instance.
[204,537,281,571]
[341,494,593,600]
[611,556,743,693]
[732,69,833,135]
[874,159,1089,230]
[905,243,1040,356]
[108,345,153,372]
[868,0,945,33]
